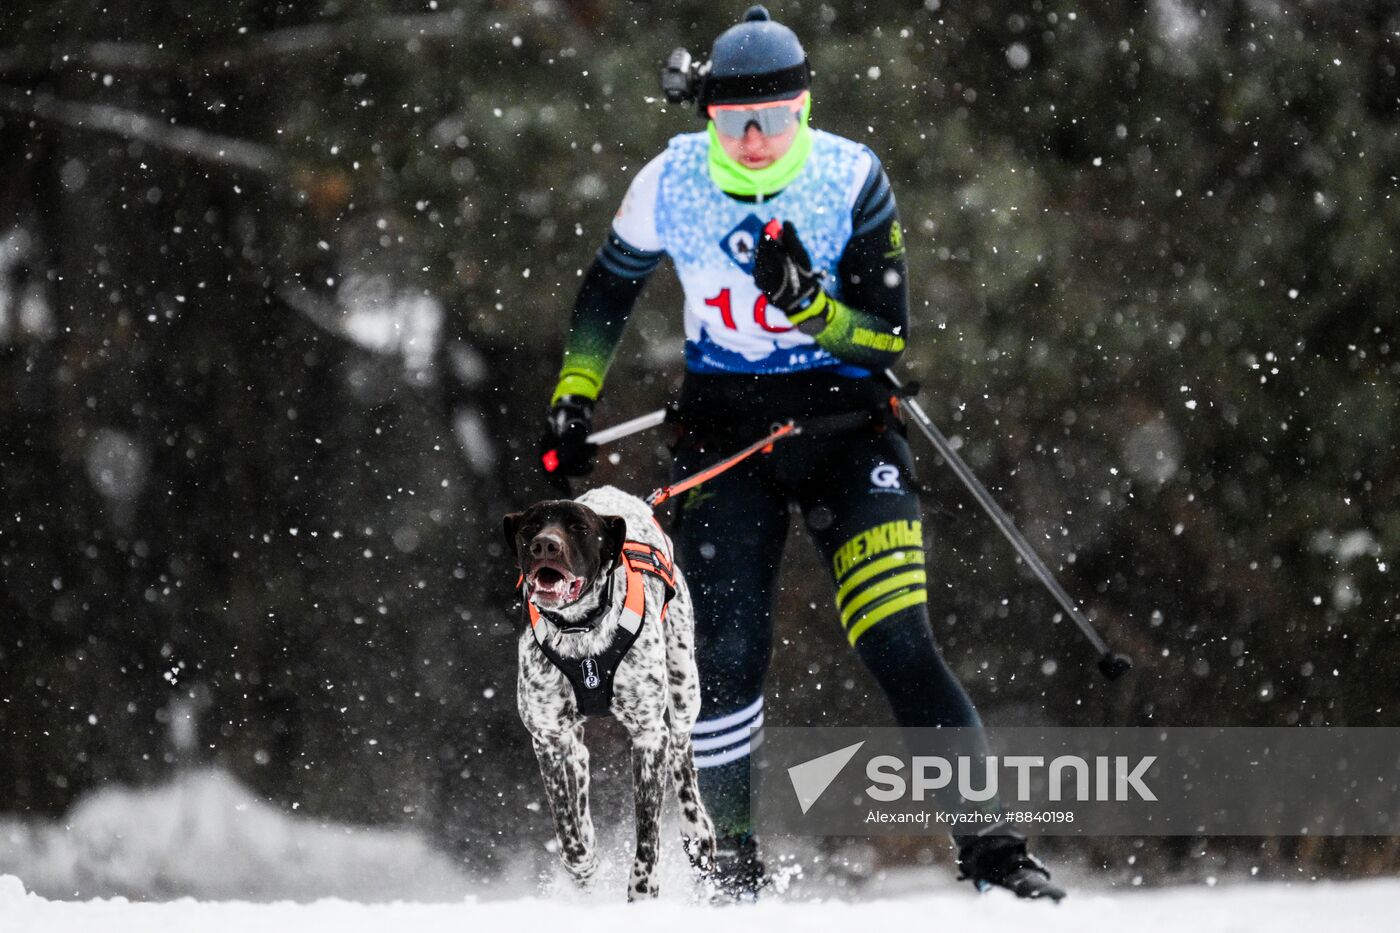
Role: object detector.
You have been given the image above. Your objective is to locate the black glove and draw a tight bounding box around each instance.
[539,396,597,491]
[753,219,826,330]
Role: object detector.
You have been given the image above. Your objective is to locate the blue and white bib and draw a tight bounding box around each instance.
[611,129,876,376]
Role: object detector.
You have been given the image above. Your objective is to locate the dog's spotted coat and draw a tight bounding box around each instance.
[514,486,716,900]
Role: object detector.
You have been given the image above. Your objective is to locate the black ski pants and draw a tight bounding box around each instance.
[672,419,989,838]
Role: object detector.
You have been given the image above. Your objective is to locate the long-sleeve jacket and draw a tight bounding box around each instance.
[551,129,909,416]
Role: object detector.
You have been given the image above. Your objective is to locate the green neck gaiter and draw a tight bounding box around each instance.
[706,98,813,199]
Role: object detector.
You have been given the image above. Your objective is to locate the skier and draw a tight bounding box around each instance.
[538,6,1065,902]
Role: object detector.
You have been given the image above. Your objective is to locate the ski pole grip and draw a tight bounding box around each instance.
[763,218,783,240]
[541,449,560,473]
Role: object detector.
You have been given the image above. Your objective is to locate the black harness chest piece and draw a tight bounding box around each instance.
[525,541,676,718]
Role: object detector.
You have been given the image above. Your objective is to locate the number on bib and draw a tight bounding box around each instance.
[702,288,793,334]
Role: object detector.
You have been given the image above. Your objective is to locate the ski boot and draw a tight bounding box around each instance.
[708,832,769,902]
[955,827,1066,902]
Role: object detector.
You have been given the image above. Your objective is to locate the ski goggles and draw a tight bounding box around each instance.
[707,92,809,138]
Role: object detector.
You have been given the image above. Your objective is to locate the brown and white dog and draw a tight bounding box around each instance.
[504,485,715,900]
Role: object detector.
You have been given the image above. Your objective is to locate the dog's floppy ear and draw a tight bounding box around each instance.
[601,515,627,572]
[502,512,524,558]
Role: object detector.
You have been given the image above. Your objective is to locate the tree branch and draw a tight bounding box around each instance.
[0,87,283,175]
[0,10,477,77]
[197,10,471,72]
[0,41,172,76]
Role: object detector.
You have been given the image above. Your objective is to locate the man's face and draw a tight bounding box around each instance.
[710,92,807,170]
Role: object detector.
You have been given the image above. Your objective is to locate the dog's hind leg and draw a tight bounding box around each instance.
[663,572,703,734]
[628,728,670,901]
[662,572,717,873]
[533,727,598,887]
[671,730,717,874]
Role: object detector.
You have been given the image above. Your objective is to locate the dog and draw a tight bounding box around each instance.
[504,485,716,900]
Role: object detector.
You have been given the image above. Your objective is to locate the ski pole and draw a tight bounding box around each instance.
[586,408,670,447]
[884,369,1132,681]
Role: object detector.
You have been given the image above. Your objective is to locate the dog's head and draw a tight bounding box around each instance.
[503,500,627,611]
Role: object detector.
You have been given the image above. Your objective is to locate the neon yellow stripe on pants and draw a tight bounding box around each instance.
[847,589,928,645]
[839,569,927,628]
[835,549,924,606]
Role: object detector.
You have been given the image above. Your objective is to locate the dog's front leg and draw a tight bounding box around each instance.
[627,728,670,901]
[533,729,598,887]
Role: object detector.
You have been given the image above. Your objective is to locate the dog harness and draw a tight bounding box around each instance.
[525,541,676,718]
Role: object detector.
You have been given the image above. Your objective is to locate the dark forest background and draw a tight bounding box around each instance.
[2,0,1398,885]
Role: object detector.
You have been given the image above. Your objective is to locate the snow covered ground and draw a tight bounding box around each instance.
[3,874,1397,933]
[1,769,1395,931]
